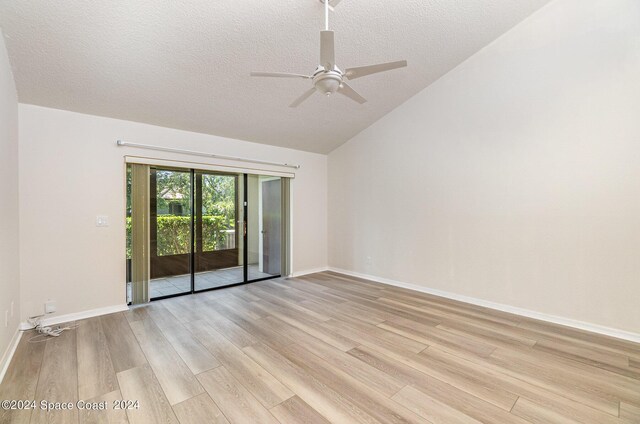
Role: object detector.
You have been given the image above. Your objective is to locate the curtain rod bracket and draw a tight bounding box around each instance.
[116,140,301,170]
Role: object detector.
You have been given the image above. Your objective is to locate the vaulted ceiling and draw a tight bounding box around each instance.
[0,0,550,153]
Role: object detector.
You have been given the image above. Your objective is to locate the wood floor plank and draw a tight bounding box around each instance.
[77,317,119,400]
[247,285,332,322]
[620,402,640,422]
[124,306,151,324]
[532,338,640,379]
[317,317,429,360]
[213,302,297,348]
[630,358,640,369]
[330,301,390,324]
[376,297,454,325]
[332,300,402,326]
[145,304,220,374]
[172,393,229,424]
[517,318,640,358]
[347,346,530,423]
[277,282,352,308]
[0,331,45,424]
[100,313,147,373]
[298,299,384,326]
[275,323,405,398]
[116,364,178,424]
[287,278,350,302]
[422,347,624,424]
[391,385,483,424]
[202,292,264,321]
[191,302,257,348]
[158,297,202,324]
[324,316,427,353]
[326,290,443,325]
[379,292,521,327]
[483,348,622,415]
[269,396,330,424]
[78,389,129,424]
[510,397,581,424]
[378,319,496,358]
[196,366,280,424]
[31,328,79,424]
[243,342,379,424]
[280,343,431,424]
[225,287,262,303]
[491,346,640,406]
[311,275,385,299]
[351,344,519,411]
[255,301,359,351]
[436,321,537,349]
[534,328,638,368]
[320,271,387,292]
[519,326,640,364]
[287,280,352,305]
[185,320,294,408]
[129,318,204,405]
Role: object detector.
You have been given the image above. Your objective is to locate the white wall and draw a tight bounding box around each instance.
[0,32,20,363]
[329,0,640,333]
[18,105,327,321]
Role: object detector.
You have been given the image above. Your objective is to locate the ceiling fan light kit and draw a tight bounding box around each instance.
[250,0,408,107]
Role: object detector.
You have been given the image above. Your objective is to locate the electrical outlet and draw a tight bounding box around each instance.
[96,215,109,227]
[45,301,56,314]
[365,256,373,265]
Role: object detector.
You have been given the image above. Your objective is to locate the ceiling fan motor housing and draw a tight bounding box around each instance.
[313,67,343,95]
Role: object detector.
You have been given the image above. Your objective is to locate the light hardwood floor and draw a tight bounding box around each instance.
[1,271,639,424]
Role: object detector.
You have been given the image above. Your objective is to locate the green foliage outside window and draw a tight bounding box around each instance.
[126,215,234,258]
[125,168,237,259]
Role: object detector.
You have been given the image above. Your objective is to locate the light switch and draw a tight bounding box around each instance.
[96,215,109,227]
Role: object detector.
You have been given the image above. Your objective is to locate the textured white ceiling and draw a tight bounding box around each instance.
[0,0,550,153]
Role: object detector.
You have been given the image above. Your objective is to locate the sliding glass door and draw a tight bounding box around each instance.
[127,164,286,301]
[247,175,282,280]
[150,168,193,298]
[194,171,244,291]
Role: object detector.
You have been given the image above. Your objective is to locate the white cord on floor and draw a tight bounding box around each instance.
[25,314,80,343]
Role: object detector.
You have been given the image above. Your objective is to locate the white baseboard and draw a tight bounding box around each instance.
[327,267,640,344]
[0,328,22,385]
[291,266,329,278]
[19,304,129,331]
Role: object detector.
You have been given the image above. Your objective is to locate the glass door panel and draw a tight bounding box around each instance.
[194,171,244,291]
[149,168,193,299]
[130,165,286,302]
[247,175,282,281]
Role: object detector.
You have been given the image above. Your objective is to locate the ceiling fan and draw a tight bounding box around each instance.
[250,0,407,107]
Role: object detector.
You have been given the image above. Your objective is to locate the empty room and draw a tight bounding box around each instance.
[1,0,639,423]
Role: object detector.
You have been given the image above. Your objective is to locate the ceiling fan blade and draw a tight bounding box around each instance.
[320,31,335,69]
[318,0,341,10]
[289,87,317,108]
[338,82,367,104]
[344,60,407,80]
[318,0,335,11]
[250,72,311,79]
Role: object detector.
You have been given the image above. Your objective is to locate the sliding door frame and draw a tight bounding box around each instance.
[189,168,196,298]
[146,166,284,302]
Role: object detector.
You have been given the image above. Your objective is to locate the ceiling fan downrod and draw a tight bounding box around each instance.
[325,0,330,31]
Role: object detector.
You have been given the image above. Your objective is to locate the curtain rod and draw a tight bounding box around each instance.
[116,140,301,170]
